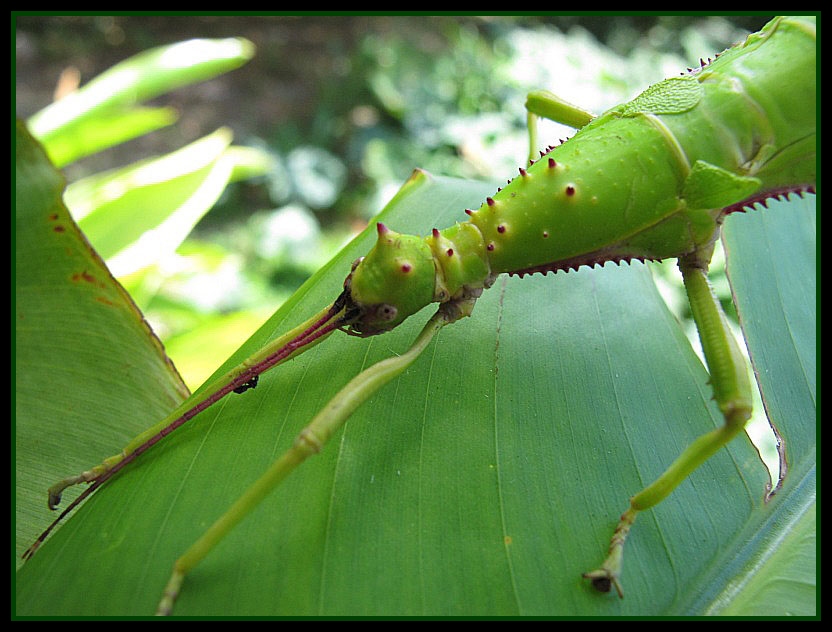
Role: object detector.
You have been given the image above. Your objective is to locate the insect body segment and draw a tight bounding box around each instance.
[425,223,491,302]
[469,112,711,276]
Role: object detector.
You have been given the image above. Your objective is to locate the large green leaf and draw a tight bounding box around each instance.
[16,130,815,615]
[703,197,817,615]
[14,120,190,565]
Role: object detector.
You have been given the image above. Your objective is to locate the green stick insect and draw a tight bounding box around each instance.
[20,16,816,616]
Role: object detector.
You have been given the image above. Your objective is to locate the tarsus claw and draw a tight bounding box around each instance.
[583,568,624,599]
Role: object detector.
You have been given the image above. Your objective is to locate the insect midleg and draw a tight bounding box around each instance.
[524,89,595,161]
[583,247,754,597]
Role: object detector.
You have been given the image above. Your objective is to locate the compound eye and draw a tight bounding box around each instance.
[376,304,398,322]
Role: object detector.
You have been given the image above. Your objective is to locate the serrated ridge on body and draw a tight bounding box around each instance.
[722,184,815,216]
[508,252,657,278]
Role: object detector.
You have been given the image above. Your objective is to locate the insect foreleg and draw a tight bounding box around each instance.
[156,298,476,616]
[584,246,754,597]
[23,300,348,561]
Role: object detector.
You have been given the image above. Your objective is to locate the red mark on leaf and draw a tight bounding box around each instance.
[71,271,106,289]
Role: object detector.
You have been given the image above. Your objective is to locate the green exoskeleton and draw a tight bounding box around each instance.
[23,16,816,614]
